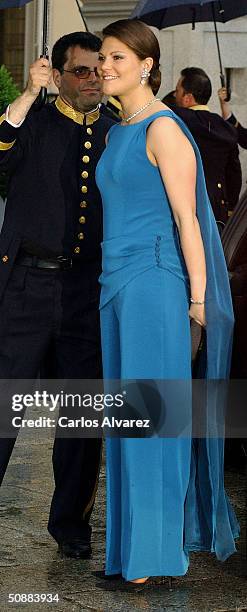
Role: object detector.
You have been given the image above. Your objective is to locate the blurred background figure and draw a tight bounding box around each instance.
[161,89,176,109]
[105,95,123,120]
[173,68,242,228]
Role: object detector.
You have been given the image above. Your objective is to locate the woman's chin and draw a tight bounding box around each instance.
[102,83,120,97]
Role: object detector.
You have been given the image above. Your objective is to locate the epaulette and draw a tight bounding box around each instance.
[106,97,123,120]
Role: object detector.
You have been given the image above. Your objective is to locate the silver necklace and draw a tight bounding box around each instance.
[123,98,161,123]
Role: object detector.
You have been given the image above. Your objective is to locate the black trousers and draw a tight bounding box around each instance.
[0,260,102,543]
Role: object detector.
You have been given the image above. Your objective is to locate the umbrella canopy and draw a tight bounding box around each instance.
[0,0,33,7]
[131,0,247,29]
[131,0,247,89]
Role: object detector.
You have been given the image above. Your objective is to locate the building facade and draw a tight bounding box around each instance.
[0,0,246,182]
[0,0,86,89]
[0,6,25,89]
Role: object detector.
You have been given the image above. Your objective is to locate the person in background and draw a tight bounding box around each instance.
[161,89,177,108]
[218,87,247,149]
[0,32,116,560]
[106,95,123,119]
[174,68,242,226]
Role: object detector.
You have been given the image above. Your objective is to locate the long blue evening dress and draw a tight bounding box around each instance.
[96,110,239,581]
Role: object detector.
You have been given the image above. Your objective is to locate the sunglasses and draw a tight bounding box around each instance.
[62,66,100,79]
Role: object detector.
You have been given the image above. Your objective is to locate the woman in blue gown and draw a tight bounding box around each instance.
[96,19,239,584]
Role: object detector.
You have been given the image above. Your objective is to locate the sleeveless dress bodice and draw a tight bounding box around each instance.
[96,111,190,308]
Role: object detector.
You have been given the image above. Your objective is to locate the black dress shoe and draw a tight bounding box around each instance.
[58,540,92,559]
[121,576,172,592]
[92,570,122,580]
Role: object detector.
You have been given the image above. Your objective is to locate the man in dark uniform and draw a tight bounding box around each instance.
[0,32,117,558]
[174,67,242,226]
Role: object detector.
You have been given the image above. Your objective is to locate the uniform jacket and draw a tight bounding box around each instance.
[174,107,242,224]
[227,113,247,150]
[0,98,116,300]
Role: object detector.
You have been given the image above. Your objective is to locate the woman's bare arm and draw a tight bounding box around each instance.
[147,116,206,326]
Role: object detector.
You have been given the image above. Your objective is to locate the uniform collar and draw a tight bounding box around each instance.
[55,96,100,125]
[188,104,210,112]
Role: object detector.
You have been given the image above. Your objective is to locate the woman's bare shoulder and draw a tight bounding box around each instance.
[148,113,187,145]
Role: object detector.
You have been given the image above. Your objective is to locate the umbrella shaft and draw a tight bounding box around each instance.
[75,0,89,32]
[211,1,224,82]
[42,0,49,57]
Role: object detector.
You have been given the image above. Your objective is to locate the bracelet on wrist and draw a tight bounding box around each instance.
[190,298,205,305]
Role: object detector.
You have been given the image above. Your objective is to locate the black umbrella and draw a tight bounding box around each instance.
[0,0,32,6]
[131,0,247,89]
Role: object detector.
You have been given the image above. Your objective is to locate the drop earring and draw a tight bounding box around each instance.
[140,67,150,86]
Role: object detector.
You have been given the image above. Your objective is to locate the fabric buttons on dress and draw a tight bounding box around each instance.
[155,236,161,265]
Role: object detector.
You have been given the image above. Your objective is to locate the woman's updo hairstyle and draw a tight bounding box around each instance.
[102,19,161,96]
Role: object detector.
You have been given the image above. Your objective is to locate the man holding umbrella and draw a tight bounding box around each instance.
[0,31,117,558]
[174,67,242,224]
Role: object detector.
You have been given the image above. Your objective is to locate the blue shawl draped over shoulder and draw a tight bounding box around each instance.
[171,111,239,559]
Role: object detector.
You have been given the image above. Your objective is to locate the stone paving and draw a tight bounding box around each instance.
[0,423,246,612]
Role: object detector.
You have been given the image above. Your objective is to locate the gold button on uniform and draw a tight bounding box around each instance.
[87,128,93,135]
[80,201,87,208]
[81,171,88,179]
[217,183,222,189]
[221,200,225,205]
[79,216,86,224]
[2,255,8,263]
[84,141,92,150]
[74,246,80,254]
[82,155,90,163]
[81,186,88,193]
[78,233,84,240]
